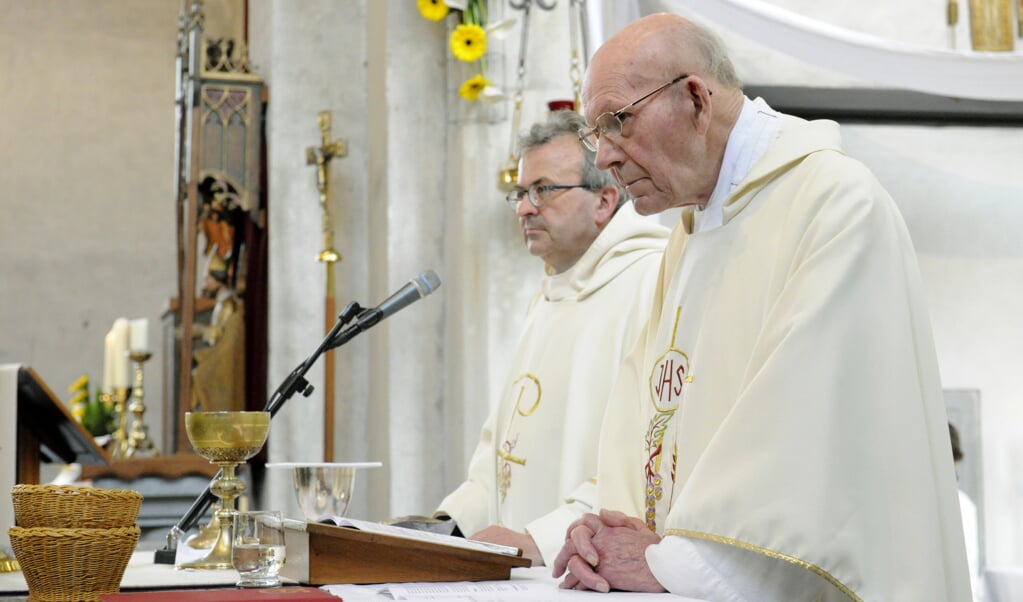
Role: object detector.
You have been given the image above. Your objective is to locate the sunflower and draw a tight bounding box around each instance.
[450,23,487,62]
[458,74,490,101]
[417,0,449,21]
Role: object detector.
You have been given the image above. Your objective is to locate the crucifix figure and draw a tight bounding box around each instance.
[307,111,347,264]
[306,110,347,462]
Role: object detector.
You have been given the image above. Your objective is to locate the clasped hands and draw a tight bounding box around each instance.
[552,508,665,593]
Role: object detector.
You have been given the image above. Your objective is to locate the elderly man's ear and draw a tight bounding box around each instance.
[685,76,714,132]
[596,186,620,227]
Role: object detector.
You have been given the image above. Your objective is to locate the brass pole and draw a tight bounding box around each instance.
[306,111,346,462]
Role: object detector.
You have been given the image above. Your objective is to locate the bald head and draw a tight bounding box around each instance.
[585,13,740,107]
[579,14,745,214]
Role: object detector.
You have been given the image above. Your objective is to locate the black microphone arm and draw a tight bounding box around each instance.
[152,300,362,564]
[327,270,442,350]
[153,270,441,565]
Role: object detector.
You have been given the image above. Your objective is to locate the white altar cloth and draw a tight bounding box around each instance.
[1,553,700,600]
[0,549,237,594]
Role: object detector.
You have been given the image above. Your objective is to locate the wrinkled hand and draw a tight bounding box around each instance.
[552,509,664,593]
[470,525,543,566]
[552,513,603,589]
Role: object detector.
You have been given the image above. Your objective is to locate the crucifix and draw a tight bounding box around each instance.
[306,110,347,462]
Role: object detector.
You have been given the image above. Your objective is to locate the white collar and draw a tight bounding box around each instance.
[693,96,781,233]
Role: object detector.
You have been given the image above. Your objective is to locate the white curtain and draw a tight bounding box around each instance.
[586,0,1023,101]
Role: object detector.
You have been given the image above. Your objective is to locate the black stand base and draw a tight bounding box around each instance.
[153,547,177,565]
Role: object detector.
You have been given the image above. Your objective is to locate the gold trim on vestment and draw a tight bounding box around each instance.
[664,529,862,602]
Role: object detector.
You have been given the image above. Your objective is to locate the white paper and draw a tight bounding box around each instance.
[317,568,696,601]
[387,581,552,599]
[320,579,560,601]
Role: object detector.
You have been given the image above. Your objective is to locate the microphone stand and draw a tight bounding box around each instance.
[154,301,366,565]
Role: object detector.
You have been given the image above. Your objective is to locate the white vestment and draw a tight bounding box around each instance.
[438,202,668,564]
[597,115,972,600]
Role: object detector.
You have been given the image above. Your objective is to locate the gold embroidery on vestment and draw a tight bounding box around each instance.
[644,306,690,530]
[513,374,542,416]
[497,448,526,466]
[497,373,542,509]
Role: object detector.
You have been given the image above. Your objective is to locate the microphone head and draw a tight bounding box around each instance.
[415,270,442,296]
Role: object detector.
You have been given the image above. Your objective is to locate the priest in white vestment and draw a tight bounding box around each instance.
[553,14,972,601]
[436,110,669,566]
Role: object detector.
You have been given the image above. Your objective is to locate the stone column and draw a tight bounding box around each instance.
[249,0,451,519]
[249,0,375,518]
[247,0,576,520]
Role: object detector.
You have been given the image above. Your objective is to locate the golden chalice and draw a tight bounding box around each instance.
[177,411,270,570]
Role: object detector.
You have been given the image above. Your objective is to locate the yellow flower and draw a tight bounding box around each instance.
[450,23,487,62]
[458,74,490,101]
[417,0,449,21]
[68,374,89,392]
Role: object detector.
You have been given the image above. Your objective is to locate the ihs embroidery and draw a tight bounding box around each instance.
[644,306,690,530]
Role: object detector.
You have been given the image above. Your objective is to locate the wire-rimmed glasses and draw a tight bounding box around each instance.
[505,183,594,209]
[577,74,690,152]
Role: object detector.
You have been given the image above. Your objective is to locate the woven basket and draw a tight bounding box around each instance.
[11,484,142,529]
[8,525,140,602]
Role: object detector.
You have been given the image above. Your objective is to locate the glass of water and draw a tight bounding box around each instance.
[232,510,286,587]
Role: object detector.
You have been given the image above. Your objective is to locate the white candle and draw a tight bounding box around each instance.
[103,328,115,394]
[111,318,130,389]
[130,318,149,352]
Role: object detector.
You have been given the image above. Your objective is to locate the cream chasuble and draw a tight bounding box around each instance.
[438,202,668,565]
[597,116,971,600]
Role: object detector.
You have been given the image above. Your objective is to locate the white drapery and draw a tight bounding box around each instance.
[588,0,1023,101]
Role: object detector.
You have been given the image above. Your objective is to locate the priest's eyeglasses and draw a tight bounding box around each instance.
[578,74,691,152]
[505,183,594,209]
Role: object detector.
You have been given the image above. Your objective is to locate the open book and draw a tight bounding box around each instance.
[316,516,520,557]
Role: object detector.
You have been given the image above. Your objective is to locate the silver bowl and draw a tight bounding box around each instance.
[266,462,381,521]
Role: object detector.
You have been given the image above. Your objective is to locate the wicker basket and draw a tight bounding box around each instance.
[11,484,142,529]
[8,525,140,602]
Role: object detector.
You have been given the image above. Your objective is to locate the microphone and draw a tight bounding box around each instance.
[155,270,441,564]
[328,270,441,349]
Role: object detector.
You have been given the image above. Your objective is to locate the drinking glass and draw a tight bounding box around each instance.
[232,510,286,587]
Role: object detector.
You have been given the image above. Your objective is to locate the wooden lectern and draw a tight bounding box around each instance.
[11,366,109,483]
[1,365,109,555]
[282,520,532,585]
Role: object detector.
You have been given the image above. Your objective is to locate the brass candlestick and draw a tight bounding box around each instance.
[110,387,131,458]
[177,411,270,570]
[125,351,158,458]
[0,550,18,573]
